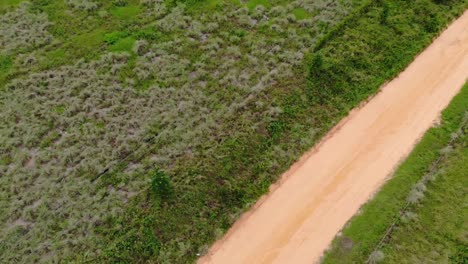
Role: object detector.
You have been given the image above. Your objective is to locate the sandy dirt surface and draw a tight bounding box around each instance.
[199,11,468,264]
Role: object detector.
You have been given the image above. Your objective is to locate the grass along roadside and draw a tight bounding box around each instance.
[322,82,468,263]
[379,123,468,263]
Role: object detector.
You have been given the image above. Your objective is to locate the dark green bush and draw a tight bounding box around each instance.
[0,55,12,71]
[103,31,129,45]
[151,169,173,200]
[103,224,160,261]
[113,0,128,7]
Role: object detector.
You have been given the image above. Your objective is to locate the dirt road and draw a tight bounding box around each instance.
[199,11,468,264]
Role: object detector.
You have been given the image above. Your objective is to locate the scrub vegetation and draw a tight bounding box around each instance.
[0,2,53,54]
[0,0,466,263]
[323,83,468,264]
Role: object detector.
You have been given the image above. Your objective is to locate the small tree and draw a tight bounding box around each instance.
[151,169,173,200]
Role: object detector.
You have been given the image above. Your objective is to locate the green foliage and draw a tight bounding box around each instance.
[167,0,208,8]
[103,31,129,45]
[246,0,269,11]
[292,8,310,20]
[65,0,99,11]
[113,0,128,7]
[151,169,173,200]
[134,27,162,41]
[450,242,468,263]
[383,144,468,262]
[109,36,136,52]
[101,212,160,262]
[110,4,141,20]
[0,55,12,71]
[39,47,68,69]
[0,0,22,12]
[104,226,160,261]
[67,28,106,59]
[0,50,13,87]
[309,0,467,109]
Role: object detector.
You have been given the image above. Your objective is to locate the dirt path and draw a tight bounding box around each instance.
[199,11,468,264]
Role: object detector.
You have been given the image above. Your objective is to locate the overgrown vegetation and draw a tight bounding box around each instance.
[0,0,466,263]
[323,83,468,263]
[0,2,52,54]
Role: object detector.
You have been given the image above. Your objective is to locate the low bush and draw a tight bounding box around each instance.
[0,2,53,54]
[151,169,173,200]
[65,0,98,11]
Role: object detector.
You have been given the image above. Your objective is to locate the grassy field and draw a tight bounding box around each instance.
[323,83,468,263]
[0,0,466,263]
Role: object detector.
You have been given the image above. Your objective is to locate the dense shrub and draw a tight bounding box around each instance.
[0,2,53,54]
[65,0,98,11]
[151,169,173,200]
[0,53,155,262]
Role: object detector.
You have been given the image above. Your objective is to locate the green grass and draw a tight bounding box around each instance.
[110,4,141,20]
[0,55,12,85]
[0,0,22,12]
[38,48,68,69]
[292,8,311,20]
[104,31,129,44]
[383,138,468,263]
[186,0,226,11]
[38,28,106,70]
[103,30,136,52]
[27,0,145,65]
[0,0,22,5]
[323,83,468,263]
[246,0,269,10]
[0,55,12,71]
[109,36,136,52]
[69,29,107,58]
